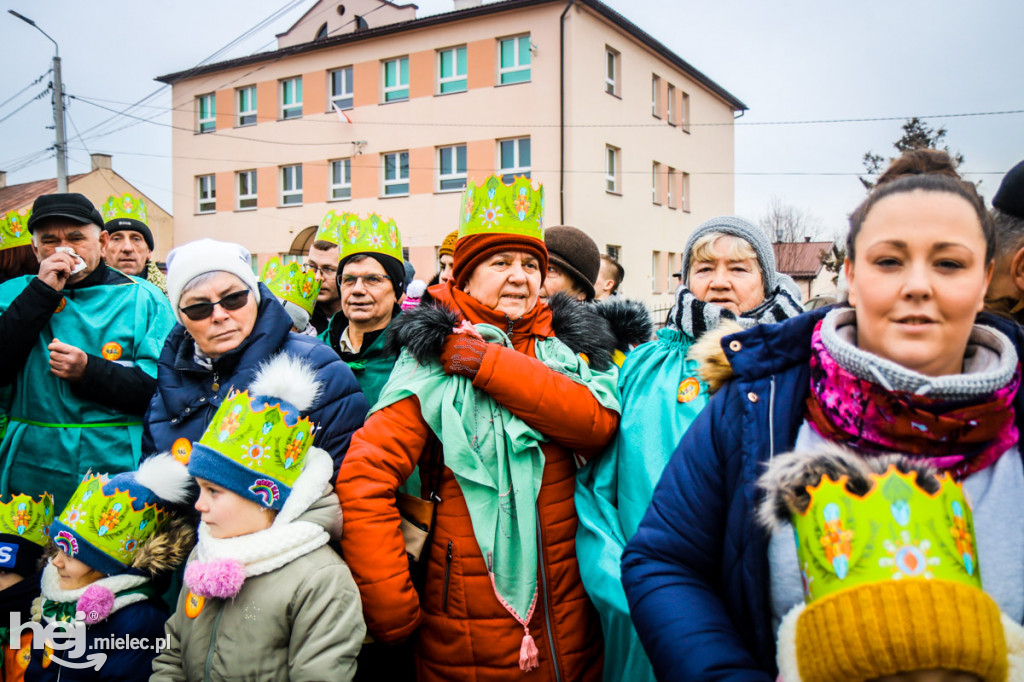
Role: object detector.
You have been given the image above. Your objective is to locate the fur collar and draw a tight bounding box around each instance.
[388,290,617,370]
[589,297,653,352]
[685,319,745,394]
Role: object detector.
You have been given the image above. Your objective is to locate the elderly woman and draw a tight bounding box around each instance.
[575,216,802,682]
[336,176,621,681]
[621,150,1024,681]
[143,239,368,472]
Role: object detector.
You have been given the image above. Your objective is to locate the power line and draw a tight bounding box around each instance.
[0,70,51,111]
[0,87,50,126]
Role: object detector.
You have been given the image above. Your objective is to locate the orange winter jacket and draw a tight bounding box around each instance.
[337,285,619,682]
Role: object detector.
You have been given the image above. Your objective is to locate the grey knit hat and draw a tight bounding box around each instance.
[681,215,777,297]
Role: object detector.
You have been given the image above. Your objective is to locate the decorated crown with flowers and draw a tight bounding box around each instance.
[0,207,33,251]
[0,493,53,547]
[48,455,191,576]
[261,257,320,316]
[458,175,544,242]
[187,354,320,511]
[101,193,148,224]
[315,210,348,247]
[338,213,403,263]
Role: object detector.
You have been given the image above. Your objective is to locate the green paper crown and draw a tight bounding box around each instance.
[101,193,148,224]
[0,493,53,547]
[792,465,981,605]
[340,213,403,263]
[315,210,349,246]
[56,475,169,566]
[199,390,314,490]
[0,207,33,251]
[261,257,320,315]
[458,175,544,242]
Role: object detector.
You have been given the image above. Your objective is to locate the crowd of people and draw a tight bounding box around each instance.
[0,150,1022,681]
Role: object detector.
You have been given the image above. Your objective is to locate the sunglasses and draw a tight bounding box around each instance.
[178,290,250,321]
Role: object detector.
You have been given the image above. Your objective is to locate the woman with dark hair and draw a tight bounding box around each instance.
[622,151,1024,680]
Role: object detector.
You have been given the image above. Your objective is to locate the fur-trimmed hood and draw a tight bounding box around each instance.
[590,297,654,352]
[684,319,744,394]
[387,290,618,370]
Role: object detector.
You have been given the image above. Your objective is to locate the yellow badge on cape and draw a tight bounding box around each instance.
[42,641,54,668]
[172,438,192,465]
[677,377,701,404]
[101,342,123,361]
[185,591,205,619]
[16,641,31,669]
[54,297,66,313]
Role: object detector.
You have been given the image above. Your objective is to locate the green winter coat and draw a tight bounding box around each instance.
[0,267,174,507]
[151,493,366,682]
[327,309,400,410]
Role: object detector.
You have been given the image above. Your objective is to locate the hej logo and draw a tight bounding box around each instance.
[9,610,107,670]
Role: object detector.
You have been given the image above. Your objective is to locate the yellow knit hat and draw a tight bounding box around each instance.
[438,230,458,259]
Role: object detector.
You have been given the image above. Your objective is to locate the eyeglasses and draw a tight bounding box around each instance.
[178,290,250,321]
[305,262,337,277]
[339,274,391,289]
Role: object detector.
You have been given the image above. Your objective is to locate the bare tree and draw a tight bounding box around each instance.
[758,197,844,279]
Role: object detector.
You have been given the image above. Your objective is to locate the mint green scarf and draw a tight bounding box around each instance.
[373,323,619,656]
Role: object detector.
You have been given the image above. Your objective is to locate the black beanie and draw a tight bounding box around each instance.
[339,252,406,298]
[105,217,155,251]
[994,160,1024,220]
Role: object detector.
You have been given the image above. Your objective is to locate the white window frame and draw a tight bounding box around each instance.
[497,35,531,85]
[605,47,619,96]
[280,77,303,120]
[236,86,256,126]
[382,57,410,103]
[280,164,303,205]
[651,250,661,293]
[329,159,352,201]
[652,161,662,205]
[437,46,468,95]
[382,151,410,196]
[237,170,257,210]
[498,137,531,183]
[651,75,661,118]
[681,91,691,133]
[437,144,468,192]
[329,67,354,111]
[667,167,677,209]
[667,84,677,126]
[197,175,216,213]
[197,93,216,133]
[605,145,619,194]
[682,171,691,212]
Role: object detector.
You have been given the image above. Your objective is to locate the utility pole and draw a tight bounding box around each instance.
[9,10,68,192]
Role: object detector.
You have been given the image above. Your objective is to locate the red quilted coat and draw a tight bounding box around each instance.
[337,285,619,681]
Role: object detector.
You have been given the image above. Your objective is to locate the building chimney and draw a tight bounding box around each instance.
[804,236,811,242]
[0,171,6,190]
[90,153,112,171]
[453,0,483,9]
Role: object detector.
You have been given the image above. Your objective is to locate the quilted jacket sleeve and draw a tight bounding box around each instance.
[336,396,429,643]
[472,343,619,455]
[621,388,773,682]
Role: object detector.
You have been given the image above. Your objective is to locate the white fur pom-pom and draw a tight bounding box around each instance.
[134,453,192,505]
[249,353,323,413]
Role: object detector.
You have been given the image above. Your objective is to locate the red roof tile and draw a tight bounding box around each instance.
[773,241,833,279]
[0,174,88,215]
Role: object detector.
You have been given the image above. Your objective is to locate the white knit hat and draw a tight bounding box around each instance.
[166,239,261,321]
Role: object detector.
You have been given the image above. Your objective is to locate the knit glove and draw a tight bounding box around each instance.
[440,329,488,379]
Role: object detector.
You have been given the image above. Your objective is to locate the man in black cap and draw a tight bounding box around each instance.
[0,193,176,507]
[104,213,166,293]
[985,160,1024,323]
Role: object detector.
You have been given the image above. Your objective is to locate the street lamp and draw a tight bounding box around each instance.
[9,10,68,192]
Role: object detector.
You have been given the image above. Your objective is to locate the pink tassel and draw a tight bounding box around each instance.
[518,627,539,672]
[184,559,246,599]
[77,584,115,624]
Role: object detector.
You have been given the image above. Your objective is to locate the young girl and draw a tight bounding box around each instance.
[151,354,365,682]
[26,455,193,681]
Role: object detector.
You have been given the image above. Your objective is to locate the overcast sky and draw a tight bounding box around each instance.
[3,0,1022,239]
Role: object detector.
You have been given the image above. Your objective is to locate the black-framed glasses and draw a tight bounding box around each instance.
[338,274,391,289]
[178,290,250,321]
[306,262,337,277]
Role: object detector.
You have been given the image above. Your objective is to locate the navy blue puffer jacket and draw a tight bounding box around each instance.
[143,283,369,474]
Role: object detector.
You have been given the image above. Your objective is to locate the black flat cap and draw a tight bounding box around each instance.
[27,193,105,233]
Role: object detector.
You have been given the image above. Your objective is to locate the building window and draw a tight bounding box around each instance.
[605,47,619,96]
[280,164,303,205]
[280,77,303,119]
[606,244,620,261]
[329,67,354,111]
[236,86,256,126]
[681,91,691,133]
[651,75,661,118]
[667,251,678,291]
[437,46,468,94]
[652,161,662,205]
[498,137,531,182]
[438,144,467,191]
[237,170,257,210]
[652,250,661,293]
[498,35,531,85]
[667,84,677,125]
[382,151,410,196]
[197,94,216,133]
[197,175,216,213]
[605,145,619,194]
[382,57,409,102]
[682,171,691,212]
[667,167,677,208]
[330,159,352,200]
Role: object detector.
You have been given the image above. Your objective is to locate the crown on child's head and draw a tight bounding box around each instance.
[0,493,53,547]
